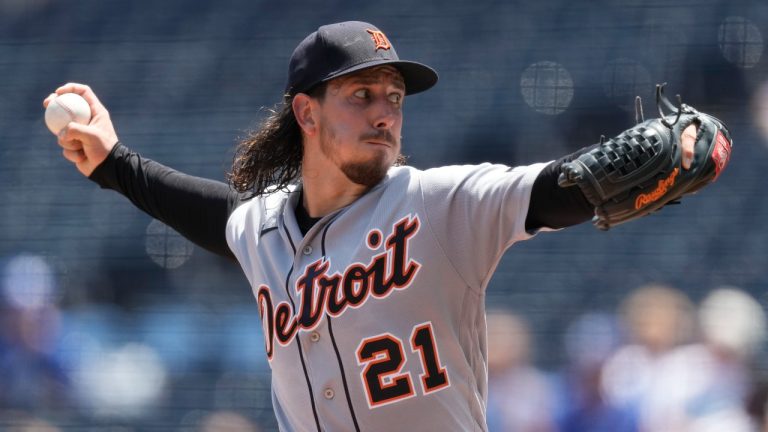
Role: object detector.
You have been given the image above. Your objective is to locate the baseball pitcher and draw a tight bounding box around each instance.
[44,21,731,431]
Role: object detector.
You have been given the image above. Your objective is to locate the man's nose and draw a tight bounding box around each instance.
[371,100,398,130]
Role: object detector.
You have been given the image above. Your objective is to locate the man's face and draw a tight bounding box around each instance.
[315,66,405,188]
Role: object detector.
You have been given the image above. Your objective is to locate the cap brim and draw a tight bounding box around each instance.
[318,59,438,95]
[391,61,439,95]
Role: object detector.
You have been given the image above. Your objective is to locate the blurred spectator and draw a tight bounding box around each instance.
[637,287,765,432]
[0,254,71,411]
[752,80,768,146]
[485,310,556,432]
[601,283,696,413]
[71,342,167,419]
[556,312,638,432]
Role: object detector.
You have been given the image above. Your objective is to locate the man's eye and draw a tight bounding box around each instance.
[354,89,368,99]
[388,93,403,104]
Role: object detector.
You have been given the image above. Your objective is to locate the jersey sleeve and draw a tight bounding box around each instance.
[88,143,243,259]
[417,163,547,290]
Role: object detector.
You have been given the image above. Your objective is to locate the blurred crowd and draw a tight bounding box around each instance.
[0,253,273,431]
[487,284,768,432]
[2,252,767,431]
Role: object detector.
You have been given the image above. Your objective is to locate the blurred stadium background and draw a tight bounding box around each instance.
[2,0,768,430]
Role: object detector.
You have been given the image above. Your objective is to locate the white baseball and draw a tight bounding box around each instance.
[45,93,92,135]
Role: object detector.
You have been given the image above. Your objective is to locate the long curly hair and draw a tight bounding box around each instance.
[228,95,306,197]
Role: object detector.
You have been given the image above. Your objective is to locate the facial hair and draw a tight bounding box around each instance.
[319,125,398,188]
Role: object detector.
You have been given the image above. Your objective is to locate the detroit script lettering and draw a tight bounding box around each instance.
[258,215,422,359]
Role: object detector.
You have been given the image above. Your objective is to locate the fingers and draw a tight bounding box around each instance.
[56,122,92,153]
[62,148,86,164]
[681,123,697,170]
[42,93,56,109]
[53,82,107,116]
[58,123,91,167]
[55,121,116,173]
[58,137,83,152]
[56,126,83,151]
[58,121,90,143]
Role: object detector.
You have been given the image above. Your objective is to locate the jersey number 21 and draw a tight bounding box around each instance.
[356,321,450,408]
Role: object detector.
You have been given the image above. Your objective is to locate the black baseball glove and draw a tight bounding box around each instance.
[558,84,732,230]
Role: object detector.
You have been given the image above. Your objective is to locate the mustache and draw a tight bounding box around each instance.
[359,130,397,145]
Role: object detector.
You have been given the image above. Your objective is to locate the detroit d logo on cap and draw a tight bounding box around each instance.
[366,29,392,50]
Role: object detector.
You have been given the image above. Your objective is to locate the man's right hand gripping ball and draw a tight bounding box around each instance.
[43,83,119,177]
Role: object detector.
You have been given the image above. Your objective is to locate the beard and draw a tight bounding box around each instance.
[339,157,389,188]
[319,126,399,188]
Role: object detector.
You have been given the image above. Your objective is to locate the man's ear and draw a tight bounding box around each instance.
[293,93,318,136]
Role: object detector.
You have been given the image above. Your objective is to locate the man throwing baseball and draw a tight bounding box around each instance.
[44,21,731,431]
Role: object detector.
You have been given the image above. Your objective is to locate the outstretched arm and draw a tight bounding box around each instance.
[89,144,241,258]
[44,83,242,258]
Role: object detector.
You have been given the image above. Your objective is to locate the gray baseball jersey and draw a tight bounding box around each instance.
[226,162,546,431]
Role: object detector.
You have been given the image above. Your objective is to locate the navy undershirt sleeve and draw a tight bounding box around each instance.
[88,143,243,259]
[524,146,596,231]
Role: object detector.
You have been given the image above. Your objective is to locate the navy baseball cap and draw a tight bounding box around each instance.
[285,21,438,96]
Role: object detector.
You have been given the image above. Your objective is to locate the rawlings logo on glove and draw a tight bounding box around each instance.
[634,168,679,210]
